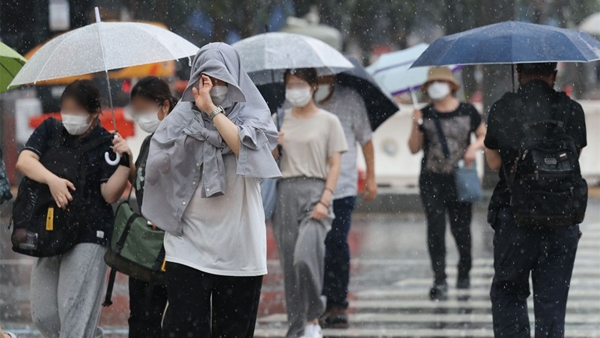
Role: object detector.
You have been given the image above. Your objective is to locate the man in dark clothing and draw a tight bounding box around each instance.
[484,63,587,338]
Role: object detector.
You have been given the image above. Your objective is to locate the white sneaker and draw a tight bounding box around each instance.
[302,323,323,338]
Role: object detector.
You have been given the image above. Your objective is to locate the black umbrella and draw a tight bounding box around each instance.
[337,57,399,130]
[256,57,399,130]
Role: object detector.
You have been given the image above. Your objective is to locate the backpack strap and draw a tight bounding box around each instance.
[48,118,66,149]
[500,92,525,191]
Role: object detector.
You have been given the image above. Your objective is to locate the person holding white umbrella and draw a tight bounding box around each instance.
[16,79,132,338]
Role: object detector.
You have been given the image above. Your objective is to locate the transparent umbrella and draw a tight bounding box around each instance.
[232,32,354,85]
[367,43,461,100]
[9,7,199,164]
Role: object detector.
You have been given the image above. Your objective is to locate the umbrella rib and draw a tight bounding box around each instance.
[0,60,19,78]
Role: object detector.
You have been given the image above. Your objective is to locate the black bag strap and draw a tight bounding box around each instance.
[152,246,166,272]
[275,108,286,162]
[430,107,451,159]
[102,267,118,307]
[103,206,143,307]
[116,211,140,253]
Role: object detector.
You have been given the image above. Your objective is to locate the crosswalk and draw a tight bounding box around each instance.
[254,223,600,338]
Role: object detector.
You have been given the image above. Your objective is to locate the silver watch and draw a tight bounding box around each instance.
[209,106,224,120]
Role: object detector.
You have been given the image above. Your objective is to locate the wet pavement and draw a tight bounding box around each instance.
[1,198,599,337]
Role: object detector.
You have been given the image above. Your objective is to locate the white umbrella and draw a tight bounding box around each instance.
[232,32,354,85]
[367,43,461,102]
[10,7,199,164]
[579,12,600,36]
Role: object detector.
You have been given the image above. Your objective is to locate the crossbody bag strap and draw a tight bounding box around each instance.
[430,107,451,159]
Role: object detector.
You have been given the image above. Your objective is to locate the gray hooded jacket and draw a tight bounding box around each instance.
[142,43,281,236]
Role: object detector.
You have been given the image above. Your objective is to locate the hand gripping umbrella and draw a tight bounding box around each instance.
[10,7,199,164]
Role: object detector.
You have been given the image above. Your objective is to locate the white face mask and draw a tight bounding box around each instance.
[427,82,451,100]
[135,109,162,133]
[210,85,229,105]
[314,84,332,103]
[285,88,312,107]
[62,113,92,136]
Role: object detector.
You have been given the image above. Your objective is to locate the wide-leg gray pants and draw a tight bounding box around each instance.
[30,243,107,338]
[273,177,333,338]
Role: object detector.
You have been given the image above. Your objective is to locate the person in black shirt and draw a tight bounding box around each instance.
[485,63,587,338]
[408,67,487,301]
[16,80,131,337]
[126,77,175,338]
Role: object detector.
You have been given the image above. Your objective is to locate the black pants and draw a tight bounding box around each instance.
[420,173,472,284]
[323,196,356,309]
[490,208,579,338]
[162,262,263,338]
[128,277,168,338]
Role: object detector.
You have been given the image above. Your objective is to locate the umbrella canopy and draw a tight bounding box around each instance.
[9,8,199,165]
[0,42,27,93]
[232,32,354,85]
[411,21,600,67]
[579,13,600,36]
[256,57,398,131]
[367,43,461,96]
[10,20,199,87]
[337,57,399,130]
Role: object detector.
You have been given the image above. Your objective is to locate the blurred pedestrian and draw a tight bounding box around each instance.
[125,76,175,338]
[485,63,587,338]
[407,67,486,300]
[142,43,280,338]
[273,68,348,338]
[315,75,376,328]
[16,79,131,338]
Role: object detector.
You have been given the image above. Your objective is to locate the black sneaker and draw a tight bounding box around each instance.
[429,283,448,301]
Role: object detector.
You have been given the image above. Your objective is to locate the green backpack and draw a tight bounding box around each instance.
[102,196,165,306]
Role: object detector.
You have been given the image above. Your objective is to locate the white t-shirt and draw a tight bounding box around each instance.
[164,154,267,277]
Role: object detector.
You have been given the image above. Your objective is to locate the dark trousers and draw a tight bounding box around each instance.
[420,174,472,284]
[490,208,579,338]
[128,277,168,338]
[162,262,263,338]
[323,196,356,309]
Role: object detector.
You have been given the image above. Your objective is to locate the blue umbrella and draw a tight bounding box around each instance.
[411,21,600,67]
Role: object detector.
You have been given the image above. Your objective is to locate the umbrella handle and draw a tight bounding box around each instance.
[105,151,121,166]
[104,134,121,166]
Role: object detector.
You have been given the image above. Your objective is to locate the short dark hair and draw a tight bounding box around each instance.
[284,68,318,87]
[516,63,557,76]
[131,76,176,113]
[61,80,102,114]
